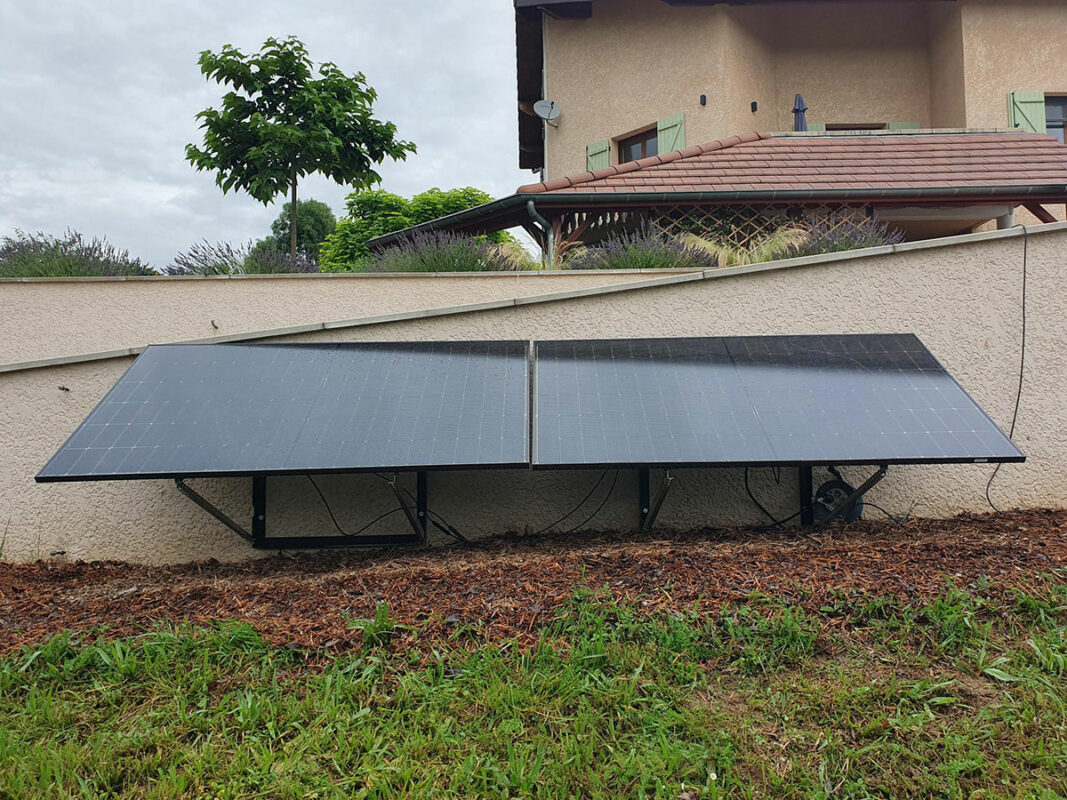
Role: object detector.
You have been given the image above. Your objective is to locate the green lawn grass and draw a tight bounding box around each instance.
[0,579,1064,799]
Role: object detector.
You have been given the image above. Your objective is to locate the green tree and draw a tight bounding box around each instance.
[267,199,337,260]
[185,36,415,256]
[319,186,506,272]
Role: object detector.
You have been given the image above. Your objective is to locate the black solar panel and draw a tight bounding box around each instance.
[37,342,530,481]
[533,335,1023,468]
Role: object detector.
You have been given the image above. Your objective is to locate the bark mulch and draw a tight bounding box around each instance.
[0,509,1063,657]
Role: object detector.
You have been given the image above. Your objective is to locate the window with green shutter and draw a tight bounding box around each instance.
[656,113,685,153]
[586,139,610,171]
[1009,91,1046,133]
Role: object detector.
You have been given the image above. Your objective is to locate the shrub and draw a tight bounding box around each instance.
[319,187,513,272]
[783,215,905,258]
[365,231,526,273]
[565,228,720,271]
[0,229,153,277]
[165,239,317,275]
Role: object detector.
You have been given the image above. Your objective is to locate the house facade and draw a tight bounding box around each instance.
[517,0,1067,180]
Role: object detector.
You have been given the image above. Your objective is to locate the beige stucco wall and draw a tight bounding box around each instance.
[959,0,1067,130]
[1,225,1063,565]
[929,4,967,129]
[540,0,1067,182]
[0,271,676,367]
[543,0,944,180]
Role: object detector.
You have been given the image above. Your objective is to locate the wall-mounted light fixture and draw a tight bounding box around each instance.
[700,94,707,106]
[751,101,758,113]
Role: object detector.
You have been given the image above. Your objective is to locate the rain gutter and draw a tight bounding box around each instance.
[526,199,554,268]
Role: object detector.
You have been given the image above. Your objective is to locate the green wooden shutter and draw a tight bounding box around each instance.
[586,139,610,171]
[888,121,920,130]
[1009,91,1046,133]
[807,123,826,132]
[656,113,685,153]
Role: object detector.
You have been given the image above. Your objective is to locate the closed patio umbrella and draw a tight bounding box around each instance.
[792,94,808,132]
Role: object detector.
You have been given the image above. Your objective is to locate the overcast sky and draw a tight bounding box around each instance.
[0,1,530,267]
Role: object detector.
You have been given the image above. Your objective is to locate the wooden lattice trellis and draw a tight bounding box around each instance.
[652,205,871,250]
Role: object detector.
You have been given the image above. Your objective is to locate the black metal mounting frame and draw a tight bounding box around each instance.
[797,464,889,527]
[638,467,675,532]
[176,473,430,549]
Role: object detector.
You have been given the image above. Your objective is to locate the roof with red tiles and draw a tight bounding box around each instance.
[516,130,1067,195]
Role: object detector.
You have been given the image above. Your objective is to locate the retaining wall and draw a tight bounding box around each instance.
[1,225,1062,564]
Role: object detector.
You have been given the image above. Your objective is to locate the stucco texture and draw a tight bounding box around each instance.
[0,271,666,367]
[0,226,1062,564]
[540,0,1067,183]
[544,0,940,179]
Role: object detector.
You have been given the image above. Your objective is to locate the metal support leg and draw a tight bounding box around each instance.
[638,467,650,529]
[416,471,428,544]
[642,470,674,533]
[252,475,267,545]
[175,479,253,543]
[799,465,814,526]
[386,474,426,540]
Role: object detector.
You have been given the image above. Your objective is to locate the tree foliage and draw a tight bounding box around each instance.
[318,187,505,272]
[185,36,414,254]
[267,199,337,260]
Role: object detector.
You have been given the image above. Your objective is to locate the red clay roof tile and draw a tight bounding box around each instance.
[516,131,1067,197]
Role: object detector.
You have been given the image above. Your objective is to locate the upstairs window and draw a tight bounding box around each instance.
[1045,97,1067,143]
[619,129,658,163]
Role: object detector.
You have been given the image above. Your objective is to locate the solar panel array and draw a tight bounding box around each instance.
[37,334,1022,483]
[37,342,530,481]
[533,335,1023,468]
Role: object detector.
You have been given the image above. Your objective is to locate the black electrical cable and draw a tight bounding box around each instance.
[753,507,805,533]
[373,473,469,543]
[427,510,469,544]
[863,501,911,528]
[985,224,1028,513]
[532,468,610,535]
[306,475,403,537]
[744,467,781,526]
[562,470,620,534]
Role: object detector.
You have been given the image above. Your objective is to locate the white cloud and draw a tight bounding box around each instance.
[0,0,532,267]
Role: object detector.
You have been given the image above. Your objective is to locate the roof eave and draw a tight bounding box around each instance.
[366,185,1067,251]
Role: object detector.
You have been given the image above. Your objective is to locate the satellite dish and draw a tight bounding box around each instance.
[533,100,561,122]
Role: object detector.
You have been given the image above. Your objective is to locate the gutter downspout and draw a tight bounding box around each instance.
[527,199,555,269]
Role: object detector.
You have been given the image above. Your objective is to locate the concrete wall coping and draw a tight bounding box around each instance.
[0,268,695,284]
[2,221,1058,375]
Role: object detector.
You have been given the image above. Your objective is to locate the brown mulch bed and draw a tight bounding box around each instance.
[0,509,1063,657]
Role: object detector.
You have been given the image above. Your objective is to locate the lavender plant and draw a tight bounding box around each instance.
[783,215,905,258]
[165,240,317,275]
[366,231,527,273]
[565,228,720,271]
[0,230,153,277]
